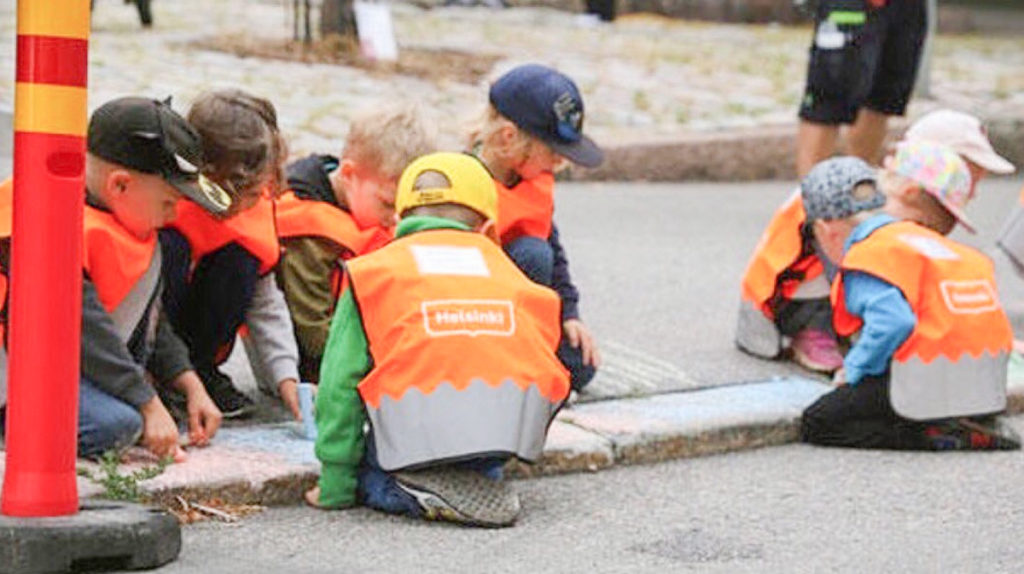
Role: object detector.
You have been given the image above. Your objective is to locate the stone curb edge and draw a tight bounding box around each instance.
[130,385,1024,509]
[570,117,1024,183]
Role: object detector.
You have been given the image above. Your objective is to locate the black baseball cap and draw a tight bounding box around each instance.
[489,64,604,168]
[87,96,232,214]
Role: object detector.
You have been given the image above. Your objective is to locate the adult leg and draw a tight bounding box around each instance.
[78,378,144,458]
[858,0,927,162]
[796,121,841,179]
[845,108,890,166]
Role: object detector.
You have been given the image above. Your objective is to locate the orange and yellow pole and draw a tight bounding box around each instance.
[1,0,90,517]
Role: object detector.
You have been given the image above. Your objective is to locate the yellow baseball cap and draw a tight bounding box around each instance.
[395,152,498,222]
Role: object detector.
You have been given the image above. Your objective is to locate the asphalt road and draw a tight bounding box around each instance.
[146,178,1024,574]
[157,414,1024,574]
[554,175,1024,387]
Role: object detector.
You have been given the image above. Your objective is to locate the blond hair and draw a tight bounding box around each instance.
[464,104,534,167]
[343,102,437,181]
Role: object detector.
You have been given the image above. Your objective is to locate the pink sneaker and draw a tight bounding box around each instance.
[790,329,843,373]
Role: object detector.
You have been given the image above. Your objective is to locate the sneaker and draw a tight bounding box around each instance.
[393,468,520,528]
[200,368,256,419]
[790,329,843,373]
[924,418,1021,451]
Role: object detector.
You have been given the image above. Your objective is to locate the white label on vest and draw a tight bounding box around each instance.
[411,245,490,276]
[897,234,960,261]
[940,280,1000,314]
[421,299,516,337]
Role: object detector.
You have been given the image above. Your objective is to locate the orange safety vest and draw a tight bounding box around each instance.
[347,228,570,471]
[82,205,159,313]
[0,179,11,340]
[740,190,824,317]
[832,220,1012,420]
[275,190,392,299]
[495,172,555,246]
[275,191,392,255]
[169,196,280,275]
[0,179,159,343]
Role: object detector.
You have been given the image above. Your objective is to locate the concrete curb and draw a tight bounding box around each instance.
[572,116,1024,183]
[3,375,1024,508]
[134,378,833,506]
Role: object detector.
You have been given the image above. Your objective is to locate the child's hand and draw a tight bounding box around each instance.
[831,368,847,387]
[279,378,302,421]
[564,319,601,368]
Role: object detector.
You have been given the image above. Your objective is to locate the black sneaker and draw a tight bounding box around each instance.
[393,467,520,528]
[200,368,256,419]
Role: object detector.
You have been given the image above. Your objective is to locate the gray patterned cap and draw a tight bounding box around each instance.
[801,156,884,222]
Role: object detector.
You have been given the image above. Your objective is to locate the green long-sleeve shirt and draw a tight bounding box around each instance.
[314,216,473,508]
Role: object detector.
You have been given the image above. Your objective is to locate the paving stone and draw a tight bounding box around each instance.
[139,425,319,507]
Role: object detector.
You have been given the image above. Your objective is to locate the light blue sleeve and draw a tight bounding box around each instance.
[842,271,917,385]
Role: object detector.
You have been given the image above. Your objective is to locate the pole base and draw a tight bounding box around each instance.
[0,500,180,573]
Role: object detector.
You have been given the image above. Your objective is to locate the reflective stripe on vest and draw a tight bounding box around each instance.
[169,196,280,275]
[996,185,1024,272]
[274,190,392,255]
[832,220,1012,420]
[347,228,570,471]
[496,173,555,245]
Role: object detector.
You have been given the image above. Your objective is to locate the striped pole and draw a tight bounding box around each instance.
[2,0,89,517]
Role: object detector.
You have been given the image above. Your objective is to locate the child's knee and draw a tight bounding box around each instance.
[505,237,554,285]
[79,405,144,457]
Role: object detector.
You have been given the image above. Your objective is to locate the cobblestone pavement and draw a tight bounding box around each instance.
[2,0,1023,160]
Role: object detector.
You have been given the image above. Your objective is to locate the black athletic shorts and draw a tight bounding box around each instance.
[799,0,927,125]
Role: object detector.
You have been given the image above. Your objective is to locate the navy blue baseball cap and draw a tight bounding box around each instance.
[489,64,604,168]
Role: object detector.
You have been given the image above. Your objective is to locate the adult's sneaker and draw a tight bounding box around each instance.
[790,329,844,373]
[200,368,256,419]
[394,467,520,528]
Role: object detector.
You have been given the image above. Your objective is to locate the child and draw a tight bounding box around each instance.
[306,152,570,527]
[800,145,1019,451]
[160,89,302,420]
[0,97,227,460]
[468,63,602,392]
[736,109,1014,373]
[276,102,436,384]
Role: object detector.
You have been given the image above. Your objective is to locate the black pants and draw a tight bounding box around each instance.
[801,373,932,450]
[774,297,834,338]
[160,228,261,374]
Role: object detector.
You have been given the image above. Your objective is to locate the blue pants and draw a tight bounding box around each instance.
[504,237,596,391]
[79,378,144,457]
[357,434,504,518]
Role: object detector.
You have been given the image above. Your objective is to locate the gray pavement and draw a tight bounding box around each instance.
[554,175,1024,387]
[152,415,1024,574]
